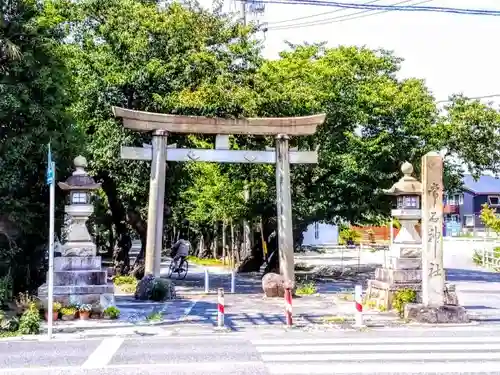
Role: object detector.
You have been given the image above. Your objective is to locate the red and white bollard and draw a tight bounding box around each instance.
[217,288,225,327]
[284,287,293,327]
[354,284,365,327]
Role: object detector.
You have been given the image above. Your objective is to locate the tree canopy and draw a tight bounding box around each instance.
[2,0,500,283]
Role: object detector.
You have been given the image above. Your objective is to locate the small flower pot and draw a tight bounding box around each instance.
[45,311,59,322]
[79,311,90,320]
[61,314,75,321]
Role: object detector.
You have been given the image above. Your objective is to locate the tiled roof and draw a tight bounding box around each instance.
[463,174,500,194]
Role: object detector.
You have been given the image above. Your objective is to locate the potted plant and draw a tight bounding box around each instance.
[60,306,77,321]
[103,306,120,320]
[78,304,92,320]
[45,302,61,322]
[90,303,102,319]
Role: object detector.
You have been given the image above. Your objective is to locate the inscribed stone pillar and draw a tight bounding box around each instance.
[421,152,445,306]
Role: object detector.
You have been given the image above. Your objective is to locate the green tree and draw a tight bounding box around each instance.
[0,0,81,292]
[61,0,260,274]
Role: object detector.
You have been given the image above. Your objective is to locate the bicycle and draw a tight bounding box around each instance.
[167,256,189,280]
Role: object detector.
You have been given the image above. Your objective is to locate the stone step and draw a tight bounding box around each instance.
[53,270,107,286]
[38,284,114,296]
[54,256,102,271]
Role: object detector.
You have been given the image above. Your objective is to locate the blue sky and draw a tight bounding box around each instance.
[203,0,500,106]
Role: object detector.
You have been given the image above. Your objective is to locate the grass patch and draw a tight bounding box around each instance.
[0,330,20,338]
[337,293,354,302]
[113,275,138,294]
[146,311,163,322]
[295,281,317,296]
[186,256,224,267]
[364,299,377,309]
[323,316,347,324]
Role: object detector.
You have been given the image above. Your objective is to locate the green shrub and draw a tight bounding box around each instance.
[0,276,13,307]
[113,275,137,286]
[103,306,120,319]
[296,282,317,296]
[146,311,162,322]
[151,279,168,301]
[339,227,361,245]
[393,289,417,317]
[18,302,40,335]
[0,311,19,332]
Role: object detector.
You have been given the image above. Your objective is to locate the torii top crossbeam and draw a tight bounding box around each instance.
[112,107,326,136]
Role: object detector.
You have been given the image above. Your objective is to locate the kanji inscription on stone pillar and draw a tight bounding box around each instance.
[421,151,445,306]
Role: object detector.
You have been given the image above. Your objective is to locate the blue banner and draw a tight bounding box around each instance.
[46,143,54,185]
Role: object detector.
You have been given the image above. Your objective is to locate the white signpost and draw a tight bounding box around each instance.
[46,145,55,339]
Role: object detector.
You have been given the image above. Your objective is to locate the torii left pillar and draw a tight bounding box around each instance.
[144,130,168,276]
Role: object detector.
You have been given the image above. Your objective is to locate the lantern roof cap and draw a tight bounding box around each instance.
[383,161,422,196]
[58,155,101,191]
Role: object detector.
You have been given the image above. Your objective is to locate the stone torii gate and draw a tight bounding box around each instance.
[113,107,325,284]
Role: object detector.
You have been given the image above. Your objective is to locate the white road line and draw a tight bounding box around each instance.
[266,361,500,374]
[255,342,500,353]
[260,351,500,362]
[251,335,500,345]
[81,337,124,368]
[0,361,260,373]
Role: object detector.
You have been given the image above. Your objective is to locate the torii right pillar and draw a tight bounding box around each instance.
[404,152,469,323]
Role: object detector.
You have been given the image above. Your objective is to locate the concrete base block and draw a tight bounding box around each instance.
[375,267,421,284]
[365,279,421,311]
[391,257,421,270]
[404,303,469,324]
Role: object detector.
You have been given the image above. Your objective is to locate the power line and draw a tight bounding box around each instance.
[267,0,383,25]
[437,94,500,104]
[256,1,500,16]
[269,0,430,30]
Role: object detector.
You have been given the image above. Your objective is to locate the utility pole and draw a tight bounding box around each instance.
[241,0,252,259]
[241,0,247,25]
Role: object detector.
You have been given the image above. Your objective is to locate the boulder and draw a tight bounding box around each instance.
[262,273,285,298]
[135,274,176,301]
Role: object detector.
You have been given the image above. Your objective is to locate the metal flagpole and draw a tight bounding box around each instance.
[46,145,55,339]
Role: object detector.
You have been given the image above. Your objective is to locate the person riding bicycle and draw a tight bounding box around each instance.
[171,233,190,272]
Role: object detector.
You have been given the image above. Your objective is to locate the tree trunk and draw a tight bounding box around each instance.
[97,172,131,276]
[106,220,114,258]
[222,220,227,264]
[212,222,218,259]
[237,216,276,273]
[127,209,147,279]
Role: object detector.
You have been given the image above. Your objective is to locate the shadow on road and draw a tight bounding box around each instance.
[446,268,500,282]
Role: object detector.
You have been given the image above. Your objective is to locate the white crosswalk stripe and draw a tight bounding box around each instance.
[251,334,500,374]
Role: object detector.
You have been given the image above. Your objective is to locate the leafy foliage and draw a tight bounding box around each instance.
[0,0,81,292]
[17,302,40,335]
[480,203,500,233]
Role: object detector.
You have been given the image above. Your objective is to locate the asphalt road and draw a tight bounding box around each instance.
[3,326,500,374]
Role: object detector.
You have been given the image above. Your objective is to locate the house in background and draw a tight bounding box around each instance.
[444,174,500,235]
[302,222,339,247]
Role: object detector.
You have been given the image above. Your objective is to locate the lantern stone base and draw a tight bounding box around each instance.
[61,242,97,257]
[37,255,115,309]
[404,303,469,324]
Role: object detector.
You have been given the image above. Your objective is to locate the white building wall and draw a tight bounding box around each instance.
[302,222,339,247]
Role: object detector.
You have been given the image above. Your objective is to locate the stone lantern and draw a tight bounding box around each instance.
[365,162,423,310]
[38,156,114,309]
[384,162,422,270]
[57,156,101,256]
